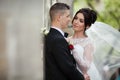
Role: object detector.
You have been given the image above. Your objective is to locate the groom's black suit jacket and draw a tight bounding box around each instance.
[44,28,84,80]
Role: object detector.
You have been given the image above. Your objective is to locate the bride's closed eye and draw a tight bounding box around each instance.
[79,19,84,23]
[74,16,84,23]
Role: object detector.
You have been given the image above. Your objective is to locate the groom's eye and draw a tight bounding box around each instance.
[66,15,70,17]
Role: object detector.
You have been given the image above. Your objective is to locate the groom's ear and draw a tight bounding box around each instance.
[57,13,63,21]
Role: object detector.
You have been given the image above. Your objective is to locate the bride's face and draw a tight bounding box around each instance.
[72,13,85,32]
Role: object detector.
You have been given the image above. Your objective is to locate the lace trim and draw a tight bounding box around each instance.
[69,37,91,47]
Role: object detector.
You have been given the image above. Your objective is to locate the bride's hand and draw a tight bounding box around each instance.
[84,73,90,80]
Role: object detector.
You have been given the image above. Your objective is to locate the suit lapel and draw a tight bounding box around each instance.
[50,28,76,65]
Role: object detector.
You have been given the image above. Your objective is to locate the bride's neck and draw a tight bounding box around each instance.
[73,31,87,38]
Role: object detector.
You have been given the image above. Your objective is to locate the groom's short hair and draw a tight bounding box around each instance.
[49,3,70,21]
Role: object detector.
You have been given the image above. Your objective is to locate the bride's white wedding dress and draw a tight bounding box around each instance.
[68,37,102,80]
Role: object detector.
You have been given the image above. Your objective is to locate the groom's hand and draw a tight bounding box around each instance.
[84,73,90,80]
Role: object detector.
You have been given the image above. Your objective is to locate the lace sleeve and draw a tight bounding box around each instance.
[72,42,94,74]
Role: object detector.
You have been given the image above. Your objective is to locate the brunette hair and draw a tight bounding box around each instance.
[72,8,97,31]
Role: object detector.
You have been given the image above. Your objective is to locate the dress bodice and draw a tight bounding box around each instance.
[73,44,84,57]
[68,36,93,48]
[68,36,94,72]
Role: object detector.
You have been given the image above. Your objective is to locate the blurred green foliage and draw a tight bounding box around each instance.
[73,0,120,31]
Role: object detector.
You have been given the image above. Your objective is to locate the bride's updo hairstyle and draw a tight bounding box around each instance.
[72,8,97,31]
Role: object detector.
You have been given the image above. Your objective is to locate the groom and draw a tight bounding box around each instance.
[44,3,85,80]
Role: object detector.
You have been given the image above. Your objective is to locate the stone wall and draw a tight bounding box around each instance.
[0,0,44,80]
[0,0,74,80]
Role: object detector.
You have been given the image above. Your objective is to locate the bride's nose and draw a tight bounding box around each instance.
[74,19,79,24]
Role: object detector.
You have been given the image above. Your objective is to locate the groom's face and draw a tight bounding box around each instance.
[59,10,71,29]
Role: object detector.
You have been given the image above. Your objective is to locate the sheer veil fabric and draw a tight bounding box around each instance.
[86,22,120,51]
[86,22,120,80]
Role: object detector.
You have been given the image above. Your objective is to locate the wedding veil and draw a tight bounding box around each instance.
[86,22,120,80]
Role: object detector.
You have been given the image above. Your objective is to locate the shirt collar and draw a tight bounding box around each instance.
[51,26,64,36]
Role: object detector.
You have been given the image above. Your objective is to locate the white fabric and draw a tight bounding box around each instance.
[85,22,120,80]
[86,22,120,52]
[68,37,102,80]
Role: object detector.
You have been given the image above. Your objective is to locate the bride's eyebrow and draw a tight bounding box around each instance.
[79,18,84,21]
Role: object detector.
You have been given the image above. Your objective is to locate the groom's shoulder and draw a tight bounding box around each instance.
[46,33,66,43]
[45,32,58,41]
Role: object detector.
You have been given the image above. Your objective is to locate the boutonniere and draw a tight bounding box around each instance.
[69,43,74,50]
[68,41,74,50]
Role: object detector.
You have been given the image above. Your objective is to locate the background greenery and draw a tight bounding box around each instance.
[73,0,120,31]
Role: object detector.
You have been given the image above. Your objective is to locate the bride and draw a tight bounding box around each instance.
[67,8,102,80]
